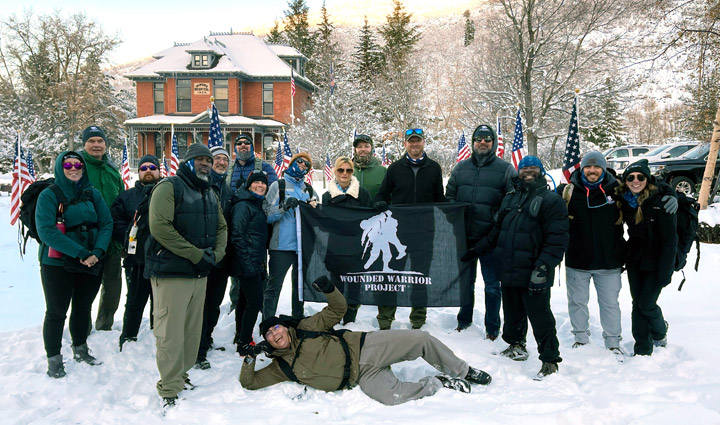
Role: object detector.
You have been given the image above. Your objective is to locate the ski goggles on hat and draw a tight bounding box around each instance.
[63,162,84,170]
[139,164,158,171]
[405,128,424,137]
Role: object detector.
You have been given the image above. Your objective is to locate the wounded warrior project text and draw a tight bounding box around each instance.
[339,274,433,292]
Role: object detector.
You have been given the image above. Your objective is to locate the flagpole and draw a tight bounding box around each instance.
[290,69,295,126]
[16,130,22,231]
[575,88,580,140]
[170,123,174,159]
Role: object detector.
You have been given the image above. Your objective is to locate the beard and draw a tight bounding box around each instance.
[473,146,492,156]
[195,170,209,182]
[354,154,370,166]
[237,151,253,161]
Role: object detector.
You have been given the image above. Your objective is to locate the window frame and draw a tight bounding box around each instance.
[214,79,229,113]
[262,82,273,116]
[153,82,164,114]
[176,79,191,113]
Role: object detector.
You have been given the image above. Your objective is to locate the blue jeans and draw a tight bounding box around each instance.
[457,251,501,336]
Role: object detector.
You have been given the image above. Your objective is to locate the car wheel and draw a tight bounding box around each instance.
[671,176,695,195]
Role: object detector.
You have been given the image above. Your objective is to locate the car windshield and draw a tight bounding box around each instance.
[681,143,709,159]
[644,145,670,156]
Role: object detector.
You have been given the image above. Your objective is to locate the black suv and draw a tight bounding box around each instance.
[648,143,719,196]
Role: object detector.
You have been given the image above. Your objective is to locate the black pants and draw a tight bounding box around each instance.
[120,264,153,340]
[627,267,668,355]
[263,250,304,320]
[198,266,230,359]
[234,274,264,345]
[41,264,102,357]
[501,286,561,364]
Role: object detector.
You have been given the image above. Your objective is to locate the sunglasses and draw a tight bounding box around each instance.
[336,168,353,174]
[236,140,252,146]
[625,174,647,182]
[139,164,158,171]
[265,324,281,339]
[405,128,424,137]
[473,135,494,143]
[63,162,84,170]
[295,158,311,167]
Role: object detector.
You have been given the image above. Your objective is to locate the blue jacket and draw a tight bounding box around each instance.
[227,157,278,190]
[264,175,318,251]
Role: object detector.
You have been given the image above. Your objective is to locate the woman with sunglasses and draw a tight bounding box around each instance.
[616,159,677,356]
[35,151,113,378]
[321,157,373,323]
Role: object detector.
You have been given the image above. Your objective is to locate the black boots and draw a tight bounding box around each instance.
[47,354,66,378]
[72,343,102,366]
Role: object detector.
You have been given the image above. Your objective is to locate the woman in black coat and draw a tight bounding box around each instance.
[230,170,269,355]
[616,160,677,356]
[321,157,372,323]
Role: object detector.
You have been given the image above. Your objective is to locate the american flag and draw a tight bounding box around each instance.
[10,136,35,225]
[324,153,333,182]
[456,131,470,162]
[305,167,314,185]
[120,141,131,190]
[511,108,525,170]
[273,138,284,176]
[169,129,179,176]
[160,158,168,178]
[282,133,293,171]
[208,102,224,149]
[290,68,296,97]
[381,144,390,166]
[496,116,505,158]
[26,149,36,179]
[329,62,335,96]
[562,95,581,184]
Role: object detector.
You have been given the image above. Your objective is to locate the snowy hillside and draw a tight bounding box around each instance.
[1,192,720,424]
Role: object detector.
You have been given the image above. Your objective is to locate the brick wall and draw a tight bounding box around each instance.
[137,82,154,117]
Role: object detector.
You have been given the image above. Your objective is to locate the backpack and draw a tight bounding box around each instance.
[270,315,353,391]
[675,192,700,290]
[277,179,314,205]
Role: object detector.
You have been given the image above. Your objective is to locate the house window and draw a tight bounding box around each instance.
[153,82,164,114]
[176,133,189,158]
[193,54,210,68]
[153,132,164,157]
[214,79,228,113]
[176,79,191,113]
[262,83,273,116]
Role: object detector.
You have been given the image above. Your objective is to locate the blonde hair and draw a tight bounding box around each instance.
[333,156,353,173]
[615,182,658,225]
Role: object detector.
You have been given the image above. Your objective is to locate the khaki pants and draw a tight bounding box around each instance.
[151,276,207,398]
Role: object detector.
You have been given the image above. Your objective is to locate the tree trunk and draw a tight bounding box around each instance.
[698,101,720,210]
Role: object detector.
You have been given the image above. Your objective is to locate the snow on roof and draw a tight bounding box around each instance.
[124,113,284,127]
[126,33,308,82]
[267,43,306,59]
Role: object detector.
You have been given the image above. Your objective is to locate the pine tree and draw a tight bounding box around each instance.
[378,0,420,68]
[266,21,285,44]
[581,78,628,150]
[463,10,475,47]
[312,1,342,91]
[352,17,385,82]
[284,0,317,78]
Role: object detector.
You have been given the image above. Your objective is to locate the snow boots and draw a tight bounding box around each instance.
[47,354,66,379]
[436,375,471,393]
[72,343,102,366]
[465,367,492,385]
[500,343,529,361]
[534,362,559,381]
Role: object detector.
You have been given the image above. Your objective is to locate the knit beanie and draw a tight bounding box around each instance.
[623,159,651,182]
[518,155,546,175]
[184,143,213,162]
[81,125,106,144]
[138,154,160,170]
[471,124,496,142]
[245,170,269,189]
[210,146,230,159]
[259,317,283,338]
[580,151,607,172]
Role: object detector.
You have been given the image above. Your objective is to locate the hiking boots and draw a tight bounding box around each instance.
[486,333,498,341]
[436,375,471,393]
[184,377,195,390]
[534,362,559,381]
[161,396,178,415]
[455,322,471,332]
[654,321,668,347]
[500,343,529,361]
[237,341,257,357]
[194,358,211,370]
[572,342,587,348]
[118,336,137,352]
[47,354,66,379]
[72,343,102,366]
[465,367,492,385]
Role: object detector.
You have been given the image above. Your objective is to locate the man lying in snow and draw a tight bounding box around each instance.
[239,276,492,405]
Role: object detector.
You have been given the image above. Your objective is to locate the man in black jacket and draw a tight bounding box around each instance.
[375,128,446,330]
[112,155,161,351]
[475,156,568,380]
[446,124,516,337]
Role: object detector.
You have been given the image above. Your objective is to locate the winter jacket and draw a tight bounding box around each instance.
[445,149,516,242]
[80,150,124,255]
[354,156,386,200]
[557,169,625,270]
[144,162,227,278]
[110,180,156,266]
[35,151,113,267]
[264,175,319,251]
[227,157,278,191]
[240,288,364,391]
[481,176,569,288]
[229,187,268,278]
[618,183,678,285]
[210,170,234,270]
[375,154,446,205]
[321,176,373,207]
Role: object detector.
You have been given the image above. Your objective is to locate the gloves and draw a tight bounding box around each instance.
[282,197,300,211]
[312,275,335,293]
[372,201,389,212]
[460,247,479,262]
[195,248,216,275]
[245,341,273,359]
[529,264,549,295]
[662,195,678,214]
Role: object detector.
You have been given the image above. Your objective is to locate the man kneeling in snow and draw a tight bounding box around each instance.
[239,276,491,405]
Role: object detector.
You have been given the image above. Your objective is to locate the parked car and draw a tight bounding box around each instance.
[640,141,700,162]
[648,143,720,196]
[604,145,653,173]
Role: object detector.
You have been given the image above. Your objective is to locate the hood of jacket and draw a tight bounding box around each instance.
[54,151,92,200]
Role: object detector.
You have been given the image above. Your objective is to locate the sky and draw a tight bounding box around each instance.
[1,0,477,65]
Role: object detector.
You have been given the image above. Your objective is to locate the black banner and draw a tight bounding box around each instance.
[297,203,472,307]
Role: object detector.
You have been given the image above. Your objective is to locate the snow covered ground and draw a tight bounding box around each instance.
[1,189,720,425]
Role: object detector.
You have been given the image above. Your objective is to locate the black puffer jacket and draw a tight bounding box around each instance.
[482,176,569,287]
[210,170,234,269]
[375,154,446,205]
[110,180,155,267]
[558,169,625,270]
[230,187,268,278]
[618,183,678,285]
[446,150,516,242]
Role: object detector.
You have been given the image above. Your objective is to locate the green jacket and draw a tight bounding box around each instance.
[35,151,113,266]
[354,156,386,200]
[240,289,364,391]
[81,150,124,255]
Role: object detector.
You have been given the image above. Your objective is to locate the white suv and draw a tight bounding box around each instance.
[604,145,653,173]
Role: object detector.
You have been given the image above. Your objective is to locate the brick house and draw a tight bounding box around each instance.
[124,32,314,165]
